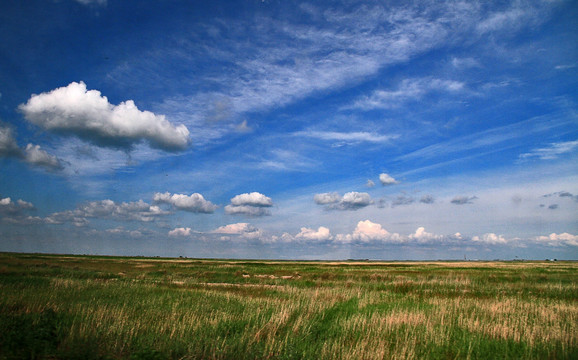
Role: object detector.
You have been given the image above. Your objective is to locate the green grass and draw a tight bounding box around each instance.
[0,253,576,359]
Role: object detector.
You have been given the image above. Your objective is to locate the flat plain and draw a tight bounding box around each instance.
[0,252,576,359]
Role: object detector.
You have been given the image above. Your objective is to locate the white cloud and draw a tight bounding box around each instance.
[295,130,397,144]
[336,220,399,243]
[0,197,39,225]
[472,233,507,244]
[24,144,64,171]
[351,78,465,110]
[295,226,332,241]
[0,197,34,216]
[366,180,375,188]
[451,57,481,70]
[224,205,271,217]
[19,82,190,151]
[230,192,273,207]
[0,126,20,157]
[213,223,263,240]
[74,0,107,6]
[0,125,64,171]
[153,192,217,213]
[213,222,254,234]
[45,199,169,226]
[352,220,391,242]
[340,192,373,210]
[397,114,575,165]
[535,233,578,247]
[169,227,192,237]
[476,3,546,35]
[314,191,373,210]
[409,227,442,242]
[225,192,273,216]
[379,173,398,185]
[236,120,252,133]
[519,140,578,161]
[313,192,341,205]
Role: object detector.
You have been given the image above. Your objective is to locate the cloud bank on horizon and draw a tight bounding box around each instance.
[0,0,576,260]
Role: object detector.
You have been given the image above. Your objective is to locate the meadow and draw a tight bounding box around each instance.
[0,253,576,359]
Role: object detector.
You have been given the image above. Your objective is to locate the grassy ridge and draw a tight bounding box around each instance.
[0,253,576,359]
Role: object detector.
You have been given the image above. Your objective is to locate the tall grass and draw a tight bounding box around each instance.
[0,253,576,359]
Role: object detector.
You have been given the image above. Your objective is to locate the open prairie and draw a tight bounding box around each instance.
[0,253,576,359]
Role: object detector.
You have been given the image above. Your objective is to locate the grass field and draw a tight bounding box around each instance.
[0,253,576,359]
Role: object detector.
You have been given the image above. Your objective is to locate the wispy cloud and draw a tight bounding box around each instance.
[294,130,397,144]
[519,140,578,161]
[350,78,465,110]
[74,0,106,6]
[397,113,575,163]
[120,0,556,137]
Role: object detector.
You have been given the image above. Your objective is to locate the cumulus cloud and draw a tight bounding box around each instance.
[225,192,273,216]
[536,233,578,247]
[24,144,64,171]
[314,191,373,211]
[0,197,40,225]
[409,227,442,242]
[45,199,169,226]
[224,205,270,217]
[213,222,255,234]
[0,126,21,157]
[0,125,64,171]
[153,192,217,213]
[419,195,435,204]
[295,226,332,241]
[213,223,263,240]
[366,180,375,188]
[313,192,341,205]
[341,192,372,210]
[388,193,435,207]
[391,195,414,207]
[352,220,391,242]
[379,173,398,185]
[341,192,373,210]
[230,192,273,207]
[168,227,192,237]
[0,197,34,216]
[19,82,190,151]
[472,233,507,244]
[336,220,399,243]
[451,196,478,205]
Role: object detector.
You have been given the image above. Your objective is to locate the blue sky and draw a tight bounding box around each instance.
[0,0,577,260]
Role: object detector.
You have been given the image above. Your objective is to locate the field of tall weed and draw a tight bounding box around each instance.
[0,253,576,359]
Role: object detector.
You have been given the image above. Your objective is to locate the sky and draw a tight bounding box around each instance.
[0,0,577,260]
